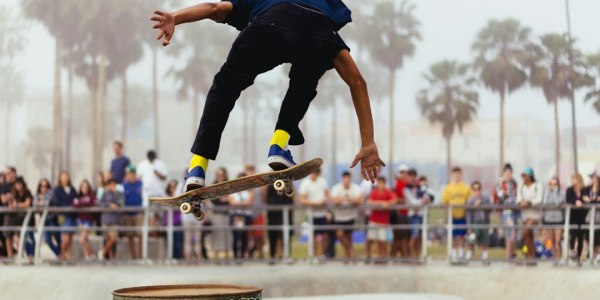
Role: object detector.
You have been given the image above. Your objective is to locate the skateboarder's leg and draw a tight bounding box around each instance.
[186,24,284,189]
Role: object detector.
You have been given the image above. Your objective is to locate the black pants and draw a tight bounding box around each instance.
[191,3,347,159]
[570,223,589,258]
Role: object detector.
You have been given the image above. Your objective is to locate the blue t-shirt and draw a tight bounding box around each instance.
[111,156,130,183]
[223,0,352,31]
[124,180,143,210]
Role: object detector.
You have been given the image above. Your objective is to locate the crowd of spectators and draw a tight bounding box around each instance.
[1,142,599,265]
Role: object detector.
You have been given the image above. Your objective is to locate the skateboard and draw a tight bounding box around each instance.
[150,158,323,221]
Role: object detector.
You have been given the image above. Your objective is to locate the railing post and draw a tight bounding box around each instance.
[16,209,34,265]
[34,208,48,266]
[563,206,571,266]
[166,207,174,262]
[421,206,429,262]
[307,207,314,260]
[446,206,453,261]
[282,206,290,260]
[142,206,150,261]
[589,206,596,266]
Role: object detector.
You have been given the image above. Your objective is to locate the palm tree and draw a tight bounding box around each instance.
[472,19,532,172]
[0,6,26,62]
[365,0,421,181]
[529,33,580,176]
[586,52,600,114]
[0,64,25,165]
[416,60,479,177]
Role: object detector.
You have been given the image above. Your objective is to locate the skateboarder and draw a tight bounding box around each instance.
[151,0,384,192]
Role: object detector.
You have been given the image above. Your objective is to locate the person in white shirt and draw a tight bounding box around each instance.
[517,166,544,260]
[136,150,168,207]
[299,169,330,258]
[331,171,363,259]
[360,178,375,260]
[229,172,255,260]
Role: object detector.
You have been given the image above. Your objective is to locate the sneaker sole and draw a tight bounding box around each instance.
[185,177,205,192]
[268,155,295,171]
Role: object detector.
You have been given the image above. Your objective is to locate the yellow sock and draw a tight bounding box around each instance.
[189,154,208,172]
[269,129,290,149]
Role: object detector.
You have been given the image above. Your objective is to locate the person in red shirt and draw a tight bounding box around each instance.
[368,177,396,261]
[391,164,410,258]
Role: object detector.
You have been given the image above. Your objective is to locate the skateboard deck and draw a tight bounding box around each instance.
[150,158,323,208]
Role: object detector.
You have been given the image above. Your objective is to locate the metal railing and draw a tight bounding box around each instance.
[1,204,599,266]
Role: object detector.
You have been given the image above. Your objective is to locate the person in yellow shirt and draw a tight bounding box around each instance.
[442,167,472,262]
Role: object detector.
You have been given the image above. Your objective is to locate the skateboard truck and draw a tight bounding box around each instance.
[273,179,295,197]
[179,200,205,221]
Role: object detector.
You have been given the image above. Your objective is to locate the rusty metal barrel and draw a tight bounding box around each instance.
[112,284,262,300]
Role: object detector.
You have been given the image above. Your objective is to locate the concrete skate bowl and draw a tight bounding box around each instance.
[2,264,600,300]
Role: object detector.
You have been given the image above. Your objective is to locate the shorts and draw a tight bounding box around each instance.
[59,216,78,233]
[77,220,93,228]
[102,225,119,240]
[367,221,389,242]
[452,218,467,237]
[335,219,355,235]
[2,214,24,238]
[121,214,143,237]
[502,211,520,240]
[473,228,490,247]
[392,213,410,240]
[312,216,329,235]
[409,215,423,238]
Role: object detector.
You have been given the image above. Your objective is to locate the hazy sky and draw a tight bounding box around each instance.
[6,0,600,129]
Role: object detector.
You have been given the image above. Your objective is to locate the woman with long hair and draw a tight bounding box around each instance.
[229,172,255,260]
[583,173,600,261]
[3,177,33,257]
[566,173,587,263]
[209,167,231,260]
[35,178,61,257]
[74,180,96,260]
[542,176,563,258]
[51,170,78,260]
[165,179,184,259]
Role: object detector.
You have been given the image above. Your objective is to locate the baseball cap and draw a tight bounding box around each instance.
[521,166,534,177]
[127,165,137,173]
[397,164,410,173]
[589,170,598,178]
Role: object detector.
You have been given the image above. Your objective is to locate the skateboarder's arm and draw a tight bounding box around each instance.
[151,2,233,46]
[333,50,385,183]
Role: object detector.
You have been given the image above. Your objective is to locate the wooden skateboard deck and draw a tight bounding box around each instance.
[150,158,322,208]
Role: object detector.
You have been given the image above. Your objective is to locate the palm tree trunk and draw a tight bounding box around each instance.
[4,100,9,165]
[152,47,160,153]
[389,69,396,183]
[446,136,452,180]
[66,50,73,172]
[52,37,63,178]
[554,99,560,177]
[499,91,505,173]
[95,46,107,174]
[91,57,99,178]
[121,72,128,145]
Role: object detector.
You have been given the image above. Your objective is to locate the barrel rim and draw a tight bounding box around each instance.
[112,284,262,299]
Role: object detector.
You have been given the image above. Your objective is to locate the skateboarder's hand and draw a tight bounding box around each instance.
[350,144,385,183]
[151,10,175,46]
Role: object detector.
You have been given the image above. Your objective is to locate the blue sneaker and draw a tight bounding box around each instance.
[184,166,206,192]
[268,145,297,171]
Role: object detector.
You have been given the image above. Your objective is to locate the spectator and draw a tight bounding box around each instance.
[123,166,144,259]
[566,173,587,263]
[265,185,294,260]
[583,172,600,261]
[209,167,232,260]
[34,178,60,257]
[3,176,33,257]
[110,141,131,185]
[51,171,77,260]
[96,171,107,200]
[494,163,519,259]
[441,167,471,262]
[368,177,396,262]
[229,172,255,260]
[466,181,492,263]
[244,165,266,259]
[517,166,544,261]
[331,171,362,260]
[165,180,183,259]
[392,164,410,259]
[98,178,124,260]
[299,169,330,259]
[0,172,6,257]
[73,180,96,260]
[542,176,564,259]
[137,150,168,207]
[360,178,375,261]
[1,167,17,257]
[405,173,434,259]
[181,169,204,261]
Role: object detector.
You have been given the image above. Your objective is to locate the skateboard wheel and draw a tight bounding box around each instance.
[284,183,295,197]
[180,202,192,214]
[274,179,286,192]
[193,211,205,221]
